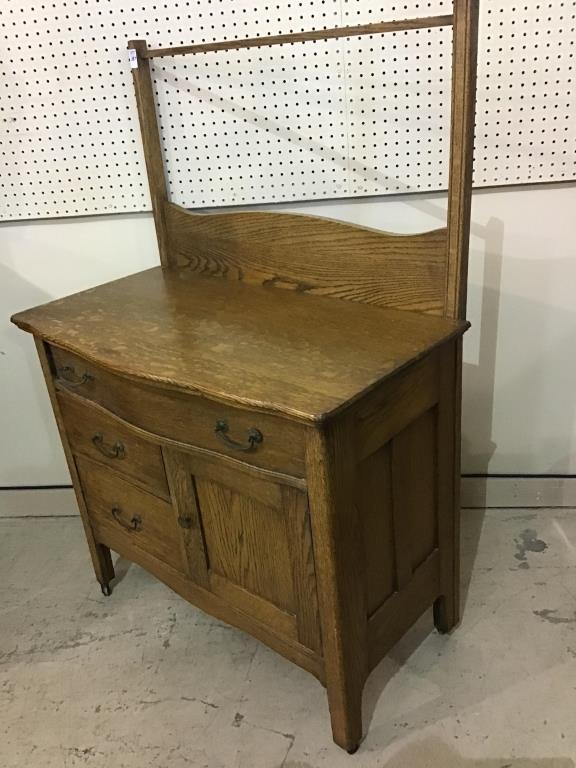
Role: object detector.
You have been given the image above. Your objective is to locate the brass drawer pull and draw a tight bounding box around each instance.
[92,433,125,460]
[111,505,142,532]
[57,365,93,388]
[214,420,263,452]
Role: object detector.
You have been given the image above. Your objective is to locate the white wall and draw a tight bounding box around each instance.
[1,214,159,486]
[1,183,575,486]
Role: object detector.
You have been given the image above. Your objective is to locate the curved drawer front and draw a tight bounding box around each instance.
[58,390,170,500]
[49,345,306,477]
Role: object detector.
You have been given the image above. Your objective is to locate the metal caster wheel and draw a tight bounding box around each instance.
[101,583,112,597]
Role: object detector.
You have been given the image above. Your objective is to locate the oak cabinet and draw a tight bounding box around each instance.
[11,0,478,751]
[12,269,467,752]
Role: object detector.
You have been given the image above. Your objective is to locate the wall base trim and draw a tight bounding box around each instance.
[461,476,576,509]
[0,487,77,518]
[2,477,576,519]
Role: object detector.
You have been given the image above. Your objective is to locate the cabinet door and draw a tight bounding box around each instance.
[163,448,321,654]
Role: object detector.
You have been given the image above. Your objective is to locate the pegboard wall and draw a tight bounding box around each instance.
[1,1,574,220]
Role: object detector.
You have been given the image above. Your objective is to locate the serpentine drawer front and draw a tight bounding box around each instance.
[49,345,306,477]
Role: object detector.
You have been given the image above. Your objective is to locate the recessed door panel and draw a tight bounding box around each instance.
[195,476,295,614]
[163,448,322,653]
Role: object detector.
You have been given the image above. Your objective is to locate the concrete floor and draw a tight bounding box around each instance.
[2,508,576,767]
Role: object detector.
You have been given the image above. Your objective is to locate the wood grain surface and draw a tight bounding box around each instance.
[12,267,467,422]
[169,448,322,651]
[77,455,186,574]
[143,15,454,58]
[34,339,116,591]
[127,40,170,266]
[167,203,449,314]
[49,345,307,476]
[305,417,368,752]
[58,389,170,500]
[446,0,479,319]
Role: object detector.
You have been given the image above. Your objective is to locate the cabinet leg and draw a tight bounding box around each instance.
[433,587,459,634]
[93,543,115,596]
[305,422,367,754]
[326,679,363,754]
[435,340,462,636]
[32,340,116,599]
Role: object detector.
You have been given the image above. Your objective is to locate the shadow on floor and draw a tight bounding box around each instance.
[362,508,487,736]
[111,555,133,588]
[460,507,486,610]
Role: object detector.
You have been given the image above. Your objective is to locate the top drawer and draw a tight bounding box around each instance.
[49,345,307,477]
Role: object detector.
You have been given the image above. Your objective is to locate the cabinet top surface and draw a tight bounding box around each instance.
[12,267,468,422]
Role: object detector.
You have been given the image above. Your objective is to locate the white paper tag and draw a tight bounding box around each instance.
[128,49,138,69]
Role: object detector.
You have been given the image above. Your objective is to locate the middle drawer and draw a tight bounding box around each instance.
[58,390,170,500]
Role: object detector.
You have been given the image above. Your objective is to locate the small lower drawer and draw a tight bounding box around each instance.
[77,455,186,574]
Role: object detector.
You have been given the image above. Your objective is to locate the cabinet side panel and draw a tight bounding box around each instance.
[355,351,440,462]
[392,407,438,572]
[357,444,396,617]
[352,350,455,670]
[357,408,438,619]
